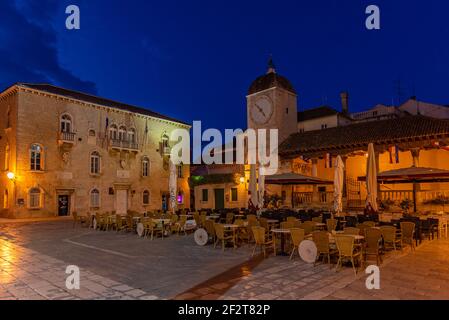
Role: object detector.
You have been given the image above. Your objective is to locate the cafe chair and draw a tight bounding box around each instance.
[400,222,416,251]
[364,228,383,266]
[251,226,272,258]
[289,228,305,260]
[313,231,338,267]
[326,219,337,232]
[335,235,362,275]
[380,226,402,251]
[214,224,235,251]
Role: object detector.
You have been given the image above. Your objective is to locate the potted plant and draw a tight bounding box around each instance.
[400,199,413,215]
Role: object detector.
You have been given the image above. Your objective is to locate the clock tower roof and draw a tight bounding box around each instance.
[248,58,296,95]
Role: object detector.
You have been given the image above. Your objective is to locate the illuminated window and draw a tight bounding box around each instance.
[90,151,100,175]
[90,189,100,207]
[231,188,238,201]
[60,114,73,133]
[142,157,150,177]
[29,188,42,209]
[142,190,150,205]
[30,144,43,171]
[202,189,208,202]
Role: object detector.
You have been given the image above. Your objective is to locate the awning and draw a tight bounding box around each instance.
[265,172,333,185]
[358,167,449,184]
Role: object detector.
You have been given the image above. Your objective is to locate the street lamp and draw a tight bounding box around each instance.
[6,172,15,181]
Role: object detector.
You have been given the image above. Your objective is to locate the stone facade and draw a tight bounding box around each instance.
[0,84,190,218]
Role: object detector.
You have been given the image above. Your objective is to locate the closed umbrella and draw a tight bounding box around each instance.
[249,164,258,209]
[169,159,178,214]
[366,143,378,212]
[257,167,265,210]
[333,155,344,214]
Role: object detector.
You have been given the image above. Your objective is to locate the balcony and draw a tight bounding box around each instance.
[110,139,139,152]
[58,131,76,147]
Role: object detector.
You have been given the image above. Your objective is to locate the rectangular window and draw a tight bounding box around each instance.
[202,189,208,202]
[231,188,238,201]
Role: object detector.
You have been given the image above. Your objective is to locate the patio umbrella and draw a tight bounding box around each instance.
[366,143,378,212]
[249,164,258,208]
[169,159,177,214]
[333,155,344,214]
[257,167,265,210]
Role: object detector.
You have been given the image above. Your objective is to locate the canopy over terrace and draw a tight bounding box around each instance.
[359,167,449,212]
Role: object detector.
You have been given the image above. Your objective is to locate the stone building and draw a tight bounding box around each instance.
[0,83,190,219]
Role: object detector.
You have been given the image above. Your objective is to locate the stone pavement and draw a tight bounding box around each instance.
[1,220,449,300]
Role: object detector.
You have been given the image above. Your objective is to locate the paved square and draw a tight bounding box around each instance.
[1,220,449,300]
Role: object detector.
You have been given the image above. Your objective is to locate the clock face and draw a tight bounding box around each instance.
[250,96,273,125]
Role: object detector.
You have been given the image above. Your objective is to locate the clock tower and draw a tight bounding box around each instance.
[246,58,298,144]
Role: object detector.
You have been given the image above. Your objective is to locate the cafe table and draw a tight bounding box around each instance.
[314,222,326,230]
[152,218,172,238]
[271,229,291,256]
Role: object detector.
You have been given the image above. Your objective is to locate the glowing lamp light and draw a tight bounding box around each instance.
[6,172,15,180]
[239,177,245,184]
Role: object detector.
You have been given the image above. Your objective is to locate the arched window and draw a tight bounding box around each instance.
[88,129,96,137]
[3,190,8,209]
[29,188,42,209]
[30,144,43,171]
[60,114,73,133]
[4,144,10,171]
[109,124,118,140]
[118,126,127,141]
[90,151,100,175]
[142,156,150,177]
[128,128,136,143]
[90,189,100,208]
[162,133,169,148]
[142,190,150,206]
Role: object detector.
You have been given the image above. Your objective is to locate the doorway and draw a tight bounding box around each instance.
[214,189,225,210]
[58,195,70,216]
[115,189,128,215]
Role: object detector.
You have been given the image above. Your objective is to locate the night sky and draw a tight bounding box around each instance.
[1,0,449,134]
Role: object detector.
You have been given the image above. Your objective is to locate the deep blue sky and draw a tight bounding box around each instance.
[1,0,449,133]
